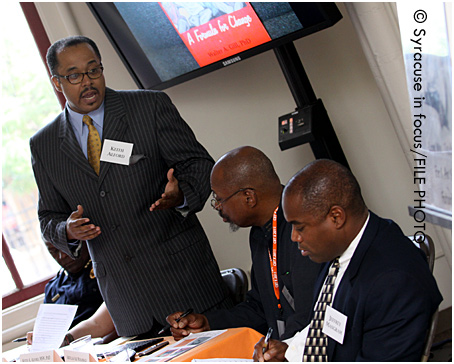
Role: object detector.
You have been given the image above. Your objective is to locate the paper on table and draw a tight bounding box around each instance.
[30,304,78,352]
[137,330,227,362]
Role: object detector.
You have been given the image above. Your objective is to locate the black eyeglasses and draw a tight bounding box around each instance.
[54,64,104,85]
[211,188,254,209]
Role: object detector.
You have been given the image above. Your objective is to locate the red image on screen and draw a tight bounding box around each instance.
[159,2,272,67]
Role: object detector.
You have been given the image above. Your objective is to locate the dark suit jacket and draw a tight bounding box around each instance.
[30,88,229,336]
[313,212,443,361]
[206,203,320,340]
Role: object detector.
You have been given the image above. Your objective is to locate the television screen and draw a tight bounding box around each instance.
[88,2,342,90]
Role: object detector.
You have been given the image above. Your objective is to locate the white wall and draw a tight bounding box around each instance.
[34,2,451,311]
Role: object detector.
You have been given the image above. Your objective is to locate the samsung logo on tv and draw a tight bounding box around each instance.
[223,56,242,67]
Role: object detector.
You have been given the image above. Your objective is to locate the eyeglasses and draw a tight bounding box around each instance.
[54,65,104,85]
[210,188,254,209]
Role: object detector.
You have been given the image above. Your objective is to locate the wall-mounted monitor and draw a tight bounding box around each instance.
[88,2,342,90]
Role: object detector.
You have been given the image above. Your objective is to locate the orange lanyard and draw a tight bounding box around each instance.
[268,207,281,309]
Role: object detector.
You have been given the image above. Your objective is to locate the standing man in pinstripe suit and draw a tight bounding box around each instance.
[30,35,232,338]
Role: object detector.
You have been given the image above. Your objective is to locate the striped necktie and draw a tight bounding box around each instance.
[82,115,101,175]
[303,257,340,362]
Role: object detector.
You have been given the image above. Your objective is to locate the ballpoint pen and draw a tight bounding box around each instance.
[158,308,194,335]
[12,337,27,343]
[262,327,273,354]
[137,340,169,357]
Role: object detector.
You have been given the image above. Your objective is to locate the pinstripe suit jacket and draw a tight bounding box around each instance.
[30,88,229,336]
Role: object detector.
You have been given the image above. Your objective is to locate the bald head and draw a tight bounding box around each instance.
[211,146,283,228]
[284,159,367,222]
[211,146,281,193]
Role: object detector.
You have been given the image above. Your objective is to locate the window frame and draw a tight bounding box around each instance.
[2,2,65,309]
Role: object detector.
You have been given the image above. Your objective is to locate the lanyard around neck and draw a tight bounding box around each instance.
[268,206,281,310]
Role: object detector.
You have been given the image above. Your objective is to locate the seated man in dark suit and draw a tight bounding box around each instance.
[167,146,320,340]
[44,240,103,328]
[253,159,443,362]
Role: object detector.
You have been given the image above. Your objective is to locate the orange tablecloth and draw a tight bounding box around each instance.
[169,327,263,362]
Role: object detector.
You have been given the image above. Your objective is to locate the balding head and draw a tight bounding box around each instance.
[210,146,282,228]
[211,146,280,193]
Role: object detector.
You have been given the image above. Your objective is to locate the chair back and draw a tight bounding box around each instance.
[407,234,438,362]
[409,234,435,272]
[221,268,248,305]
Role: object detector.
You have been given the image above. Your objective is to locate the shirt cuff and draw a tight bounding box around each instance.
[68,240,83,258]
[284,325,309,362]
[175,196,189,217]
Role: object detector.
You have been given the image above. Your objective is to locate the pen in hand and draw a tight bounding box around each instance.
[262,327,273,355]
[158,308,194,335]
[12,337,27,343]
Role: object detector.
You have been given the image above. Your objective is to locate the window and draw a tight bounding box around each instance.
[2,2,62,307]
[397,2,452,229]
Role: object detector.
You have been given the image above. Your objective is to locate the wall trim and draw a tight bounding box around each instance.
[2,294,44,352]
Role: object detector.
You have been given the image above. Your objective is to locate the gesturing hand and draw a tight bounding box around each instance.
[66,205,101,241]
[150,168,184,211]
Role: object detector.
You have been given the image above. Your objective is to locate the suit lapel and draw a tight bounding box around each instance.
[58,109,97,179]
[58,89,129,181]
[327,211,379,359]
[98,88,128,182]
[337,212,379,284]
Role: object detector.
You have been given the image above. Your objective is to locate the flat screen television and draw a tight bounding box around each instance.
[88,2,342,90]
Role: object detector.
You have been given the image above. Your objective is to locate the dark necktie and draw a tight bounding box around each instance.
[303,257,340,362]
[82,115,101,175]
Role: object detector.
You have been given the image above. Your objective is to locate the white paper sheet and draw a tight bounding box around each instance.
[30,304,78,352]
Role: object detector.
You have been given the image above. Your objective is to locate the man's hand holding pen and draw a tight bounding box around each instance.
[165,311,210,340]
[253,337,288,362]
[262,327,273,355]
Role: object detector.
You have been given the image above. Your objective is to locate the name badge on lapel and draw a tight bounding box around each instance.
[323,305,347,344]
[100,139,133,165]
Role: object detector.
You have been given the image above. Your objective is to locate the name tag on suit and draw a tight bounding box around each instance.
[100,139,133,165]
[323,305,347,344]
